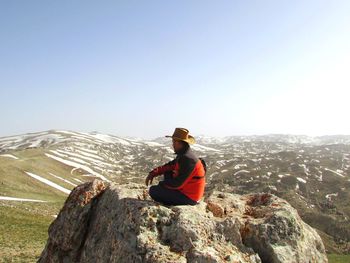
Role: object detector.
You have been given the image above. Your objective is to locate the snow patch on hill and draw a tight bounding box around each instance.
[25,172,71,194]
[0,154,18,160]
[49,173,77,187]
[0,196,47,202]
[45,153,109,181]
[324,168,345,177]
[297,177,307,184]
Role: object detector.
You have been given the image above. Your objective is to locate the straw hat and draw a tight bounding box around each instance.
[165,128,196,145]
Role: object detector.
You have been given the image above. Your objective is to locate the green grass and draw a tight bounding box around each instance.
[0,204,57,262]
[328,254,350,263]
[0,148,85,202]
[0,148,84,262]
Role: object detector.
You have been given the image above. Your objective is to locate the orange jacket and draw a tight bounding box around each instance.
[150,147,206,201]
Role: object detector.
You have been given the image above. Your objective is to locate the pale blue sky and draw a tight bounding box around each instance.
[1,1,350,138]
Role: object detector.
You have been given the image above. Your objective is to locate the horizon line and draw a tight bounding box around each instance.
[1,129,350,140]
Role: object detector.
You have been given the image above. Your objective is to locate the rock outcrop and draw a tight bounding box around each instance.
[38,180,327,263]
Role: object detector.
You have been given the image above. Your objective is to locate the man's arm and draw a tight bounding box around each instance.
[162,156,196,189]
[150,159,176,176]
[146,159,176,186]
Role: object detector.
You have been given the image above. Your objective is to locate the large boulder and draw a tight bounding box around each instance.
[38,180,327,263]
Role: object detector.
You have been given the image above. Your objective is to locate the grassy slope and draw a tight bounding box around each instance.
[0,148,86,201]
[328,254,350,263]
[0,204,56,262]
[0,148,85,262]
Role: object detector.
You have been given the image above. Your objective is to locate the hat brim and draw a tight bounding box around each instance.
[165,135,195,145]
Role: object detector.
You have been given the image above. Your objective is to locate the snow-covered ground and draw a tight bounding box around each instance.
[234,164,247,169]
[324,168,345,177]
[234,170,250,176]
[299,164,310,176]
[143,141,165,147]
[25,171,71,194]
[45,153,109,181]
[0,131,65,150]
[74,148,105,161]
[73,178,83,183]
[326,192,338,201]
[89,133,131,145]
[192,144,221,152]
[0,196,47,202]
[53,149,112,167]
[297,177,307,184]
[0,154,18,160]
[49,173,77,187]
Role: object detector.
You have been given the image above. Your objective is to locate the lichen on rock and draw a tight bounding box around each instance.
[38,179,328,263]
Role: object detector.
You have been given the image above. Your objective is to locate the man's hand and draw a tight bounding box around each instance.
[145,172,155,186]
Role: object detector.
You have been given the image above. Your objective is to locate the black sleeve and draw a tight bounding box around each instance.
[165,159,176,166]
[163,155,196,189]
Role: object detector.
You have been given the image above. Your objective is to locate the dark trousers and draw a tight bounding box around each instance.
[149,172,197,206]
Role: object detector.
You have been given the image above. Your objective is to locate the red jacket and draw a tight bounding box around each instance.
[150,147,206,202]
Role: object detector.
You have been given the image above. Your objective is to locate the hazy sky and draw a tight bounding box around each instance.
[1,1,350,138]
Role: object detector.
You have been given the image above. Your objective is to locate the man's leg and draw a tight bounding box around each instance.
[149,184,197,206]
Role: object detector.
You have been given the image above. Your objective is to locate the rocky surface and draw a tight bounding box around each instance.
[38,179,327,263]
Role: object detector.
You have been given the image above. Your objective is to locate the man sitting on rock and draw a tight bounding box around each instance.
[145,128,206,206]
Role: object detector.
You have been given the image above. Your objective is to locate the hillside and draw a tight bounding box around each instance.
[0,130,350,261]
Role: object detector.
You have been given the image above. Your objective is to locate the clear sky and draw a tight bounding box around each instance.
[1,1,350,138]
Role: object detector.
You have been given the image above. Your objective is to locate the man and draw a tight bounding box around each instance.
[145,128,206,205]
